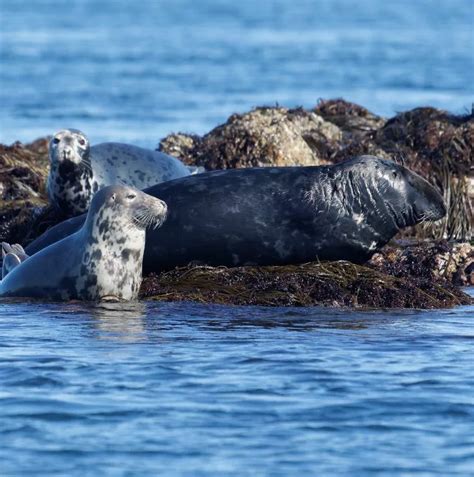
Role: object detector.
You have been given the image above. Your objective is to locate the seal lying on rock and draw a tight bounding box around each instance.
[47,129,200,216]
[27,156,446,272]
[1,185,167,301]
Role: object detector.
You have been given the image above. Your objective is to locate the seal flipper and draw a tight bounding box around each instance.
[2,253,22,279]
[2,242,29,262]
[186,165,205,175]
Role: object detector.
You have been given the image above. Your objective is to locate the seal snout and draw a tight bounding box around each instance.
[62,146,74,161]
[408,172,446,222]
[140,194,168,230]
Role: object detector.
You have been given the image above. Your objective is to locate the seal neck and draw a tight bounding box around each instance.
[48,157,94,215]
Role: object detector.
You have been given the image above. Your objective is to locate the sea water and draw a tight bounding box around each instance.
[0,0,473,475]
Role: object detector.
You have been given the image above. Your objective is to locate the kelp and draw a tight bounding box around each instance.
[140,260,472,309]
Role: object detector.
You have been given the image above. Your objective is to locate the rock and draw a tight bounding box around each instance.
[369,240,474,286]
[140,260,472,309]
[158,106,342,169]
[314,98,386,137]
[0,138,68,245]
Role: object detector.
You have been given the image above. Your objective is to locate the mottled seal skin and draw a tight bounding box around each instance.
[47,129,197,216]
[27,156,446,272]
[1,186,167,301]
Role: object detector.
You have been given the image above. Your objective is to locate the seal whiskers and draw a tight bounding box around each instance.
[0,186,167,301]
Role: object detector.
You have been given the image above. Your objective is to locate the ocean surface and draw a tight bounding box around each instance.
[1,0,474,475]
[0,296,473,476]
[0,0,473,146]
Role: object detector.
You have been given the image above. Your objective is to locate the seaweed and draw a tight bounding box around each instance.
[140,261,472,309]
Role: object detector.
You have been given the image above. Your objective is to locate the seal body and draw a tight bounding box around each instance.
[47,129,198,216]
[27,156,446,272]
[1,186,167,301]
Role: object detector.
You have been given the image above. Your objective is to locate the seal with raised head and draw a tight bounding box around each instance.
[1,185,167,301]
[47,129,200,216]
[27,156,446,272]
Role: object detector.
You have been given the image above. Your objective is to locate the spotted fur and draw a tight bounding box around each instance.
[48,129,196,216]
[0,186,167,301]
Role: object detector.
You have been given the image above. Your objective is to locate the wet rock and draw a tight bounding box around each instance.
[369,240,474,286]
[140,260,472,309]
[158,106,342,169]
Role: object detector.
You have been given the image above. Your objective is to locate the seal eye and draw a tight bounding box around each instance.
[111,194,116,202]
[53,137,60,144]
[393,171,398,178]
[78,138,86,146]
[127,194,136,200]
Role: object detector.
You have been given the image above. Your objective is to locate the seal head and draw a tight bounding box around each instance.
[329,156,446,238]
[47,128,93,216]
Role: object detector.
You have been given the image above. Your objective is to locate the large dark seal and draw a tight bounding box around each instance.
[47,129,201,216]
[1,186,167,301]
[27,156,446,272]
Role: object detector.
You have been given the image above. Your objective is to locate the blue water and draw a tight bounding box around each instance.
[1,0,474,475]
[0,0,473,146]
[0,298,473,476]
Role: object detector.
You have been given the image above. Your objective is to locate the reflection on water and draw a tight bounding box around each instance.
[0,297,473,475]
[89,301,147,342]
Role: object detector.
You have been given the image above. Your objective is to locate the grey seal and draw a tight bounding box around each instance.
[47,129,200,216]
[1,185,167,301]
[27,156,446,272]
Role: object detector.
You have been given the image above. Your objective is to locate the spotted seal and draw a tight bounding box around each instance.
[47,129,200,216]
[1,185,167,301]
[27,156,446,271]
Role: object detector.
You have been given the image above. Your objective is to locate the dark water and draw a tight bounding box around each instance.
[1,0,474,475]
[0,0,473,145]
[1,296,473,476]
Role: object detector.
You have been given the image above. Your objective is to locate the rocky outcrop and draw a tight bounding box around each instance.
[369,240,474,286]
[140,258,472,309]
[158,106,342,169]
[0,139,63,245]
[0,100,472,310]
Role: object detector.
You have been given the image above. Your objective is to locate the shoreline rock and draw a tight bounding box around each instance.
[1,100,473,309]
[140,259,472,309]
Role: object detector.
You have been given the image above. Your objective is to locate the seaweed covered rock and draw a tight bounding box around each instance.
[0,139,55,244]
[158,106,342,169]
[1,99,472,247]
[314,98,386,137]
[369,241,474,286]
[140,260,472,309]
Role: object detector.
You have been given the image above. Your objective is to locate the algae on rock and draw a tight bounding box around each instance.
[140,260,472,309]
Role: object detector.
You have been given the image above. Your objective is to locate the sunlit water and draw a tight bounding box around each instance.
[0,0,473,145]
[1,295,473,476]
[1,0,474,475]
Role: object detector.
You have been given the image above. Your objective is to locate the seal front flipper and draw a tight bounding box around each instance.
[2,253,22,279]
[2,242,29,278]
[2,242,29,262]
